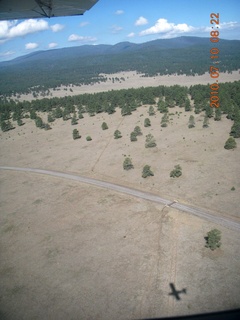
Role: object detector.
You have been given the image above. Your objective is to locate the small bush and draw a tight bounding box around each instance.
[86,136,92,141]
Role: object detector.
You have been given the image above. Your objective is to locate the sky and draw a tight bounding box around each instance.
[0,0,239,62]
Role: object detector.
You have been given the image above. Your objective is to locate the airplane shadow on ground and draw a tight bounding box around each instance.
[169,283,187,301]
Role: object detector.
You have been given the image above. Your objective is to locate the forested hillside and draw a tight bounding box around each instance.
[0,36,240,95]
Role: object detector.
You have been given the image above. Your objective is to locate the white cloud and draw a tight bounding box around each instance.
[68,34,97,42]
[135,16,148,26]
[115,10,124,15]
[0,19,64,42]
[140,18,195,37]
[0,19,48,41]
[219,21,239,29]
[48,42,58,48]
[127,32,135,38]
[80,21,89,27]
[25,42,39,50]
[0,50,15,57]
[111,25,123,34]
[50,24,64,32]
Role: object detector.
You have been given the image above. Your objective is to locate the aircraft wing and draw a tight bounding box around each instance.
[0,0,99,20]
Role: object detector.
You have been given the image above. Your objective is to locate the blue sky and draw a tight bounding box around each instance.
[0,0,239,61]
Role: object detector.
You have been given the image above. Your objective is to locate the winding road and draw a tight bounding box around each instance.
[0,165,239,231]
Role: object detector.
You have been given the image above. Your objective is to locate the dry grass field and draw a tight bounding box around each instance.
[1,74,240,319]
[17,70,240,101]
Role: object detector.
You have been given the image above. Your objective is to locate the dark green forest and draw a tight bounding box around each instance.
[0,36,240,95]
[1,80,240,139]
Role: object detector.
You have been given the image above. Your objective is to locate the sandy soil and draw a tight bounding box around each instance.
[16,70,240,101]
[0,105,239,218]
[0,171,239,319]
[1,75,240,318]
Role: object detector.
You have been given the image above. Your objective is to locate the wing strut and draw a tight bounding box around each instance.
[34,0,53,18]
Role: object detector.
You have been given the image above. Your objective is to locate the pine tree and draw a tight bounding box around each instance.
[203,115,209,128]
[142,165,154,178]
[130,131,137,142]
[101,122,108,130]
[161,113,169,127]
[205,229,221,250]
[145,134,156,148]
[224,137,237,149]
[35,116,43,128]
[188,115,195,128]
[148,106,155,116]
[72,129,81,140]
[214,108,221,121]
[71,113,78,125]
[170,165,182,178]
[134,126,142,136]
[144,118,151,127]
[123,157,134,170]
[114,130,122,139]
[184,98,191,111]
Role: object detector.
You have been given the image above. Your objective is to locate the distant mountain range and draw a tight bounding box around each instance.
[0,36,240,95]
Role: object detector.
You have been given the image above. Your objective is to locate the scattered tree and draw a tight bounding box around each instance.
[134,126,142,136]
[101,122,108,130]
[30,110,37,120]
[184,98,191,111]
[214,108,221,121]
[35,116,43,128]
[145,133,157,148]
[170,165,182,178]
[205,229,221,250]
[230,122,240,138]
[224,137,237,149]
[202,115,209,128]
[114,130,122,139]
[86,136,92,141]
[71,113,78,125]
[72,128,81,140]
[144,118,151,127]
[17,118,24,126]
[130,131,137,142]
[148,106,155,116]
[47,114,55,123]
[123,157,134,170]
[142,165,154,178]
[1,120,14,132]
[188,115,195,128]
[121,105,132,116]
[161,113,169,127]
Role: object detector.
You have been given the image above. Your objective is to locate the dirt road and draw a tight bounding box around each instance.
[1,166,239,231]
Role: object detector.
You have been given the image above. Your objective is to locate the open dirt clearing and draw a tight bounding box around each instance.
[0,171,240,319]
[17,70,240,101]
[0,105,239,218]
[1,73,240,318]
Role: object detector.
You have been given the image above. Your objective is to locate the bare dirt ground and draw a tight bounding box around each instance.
[17,70,240,101]
[1,74,240,318]
[0,171,240,320]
